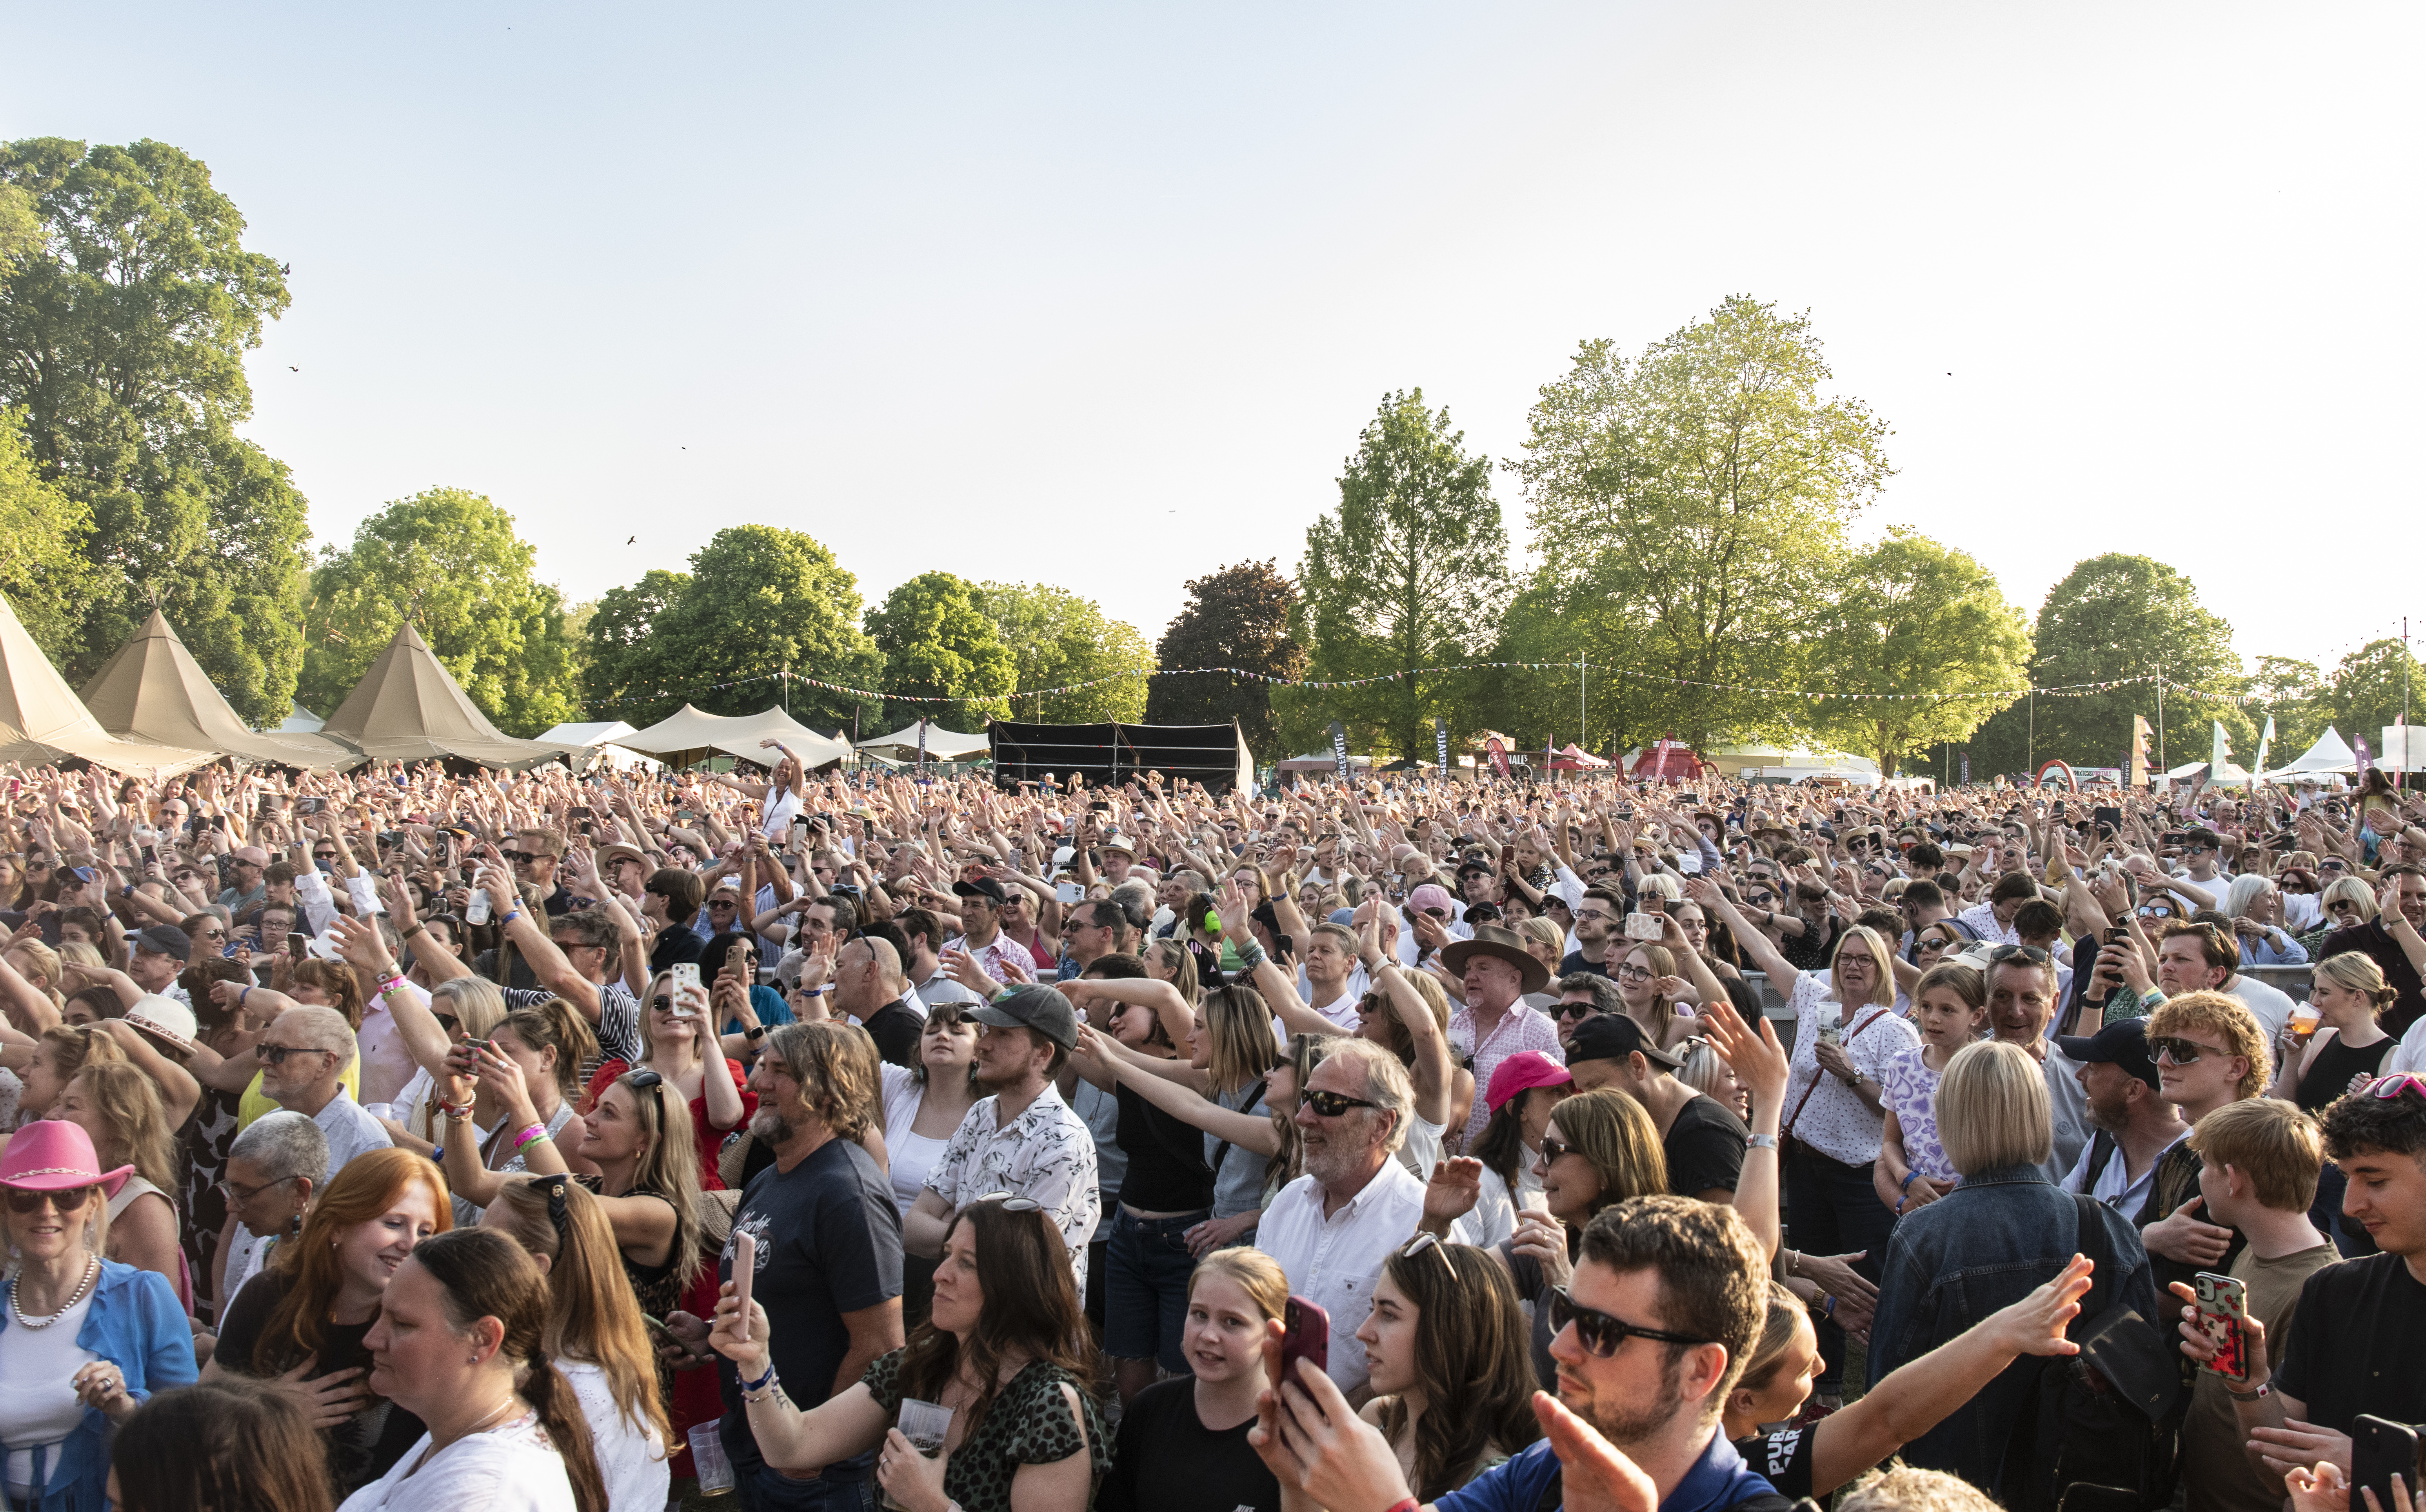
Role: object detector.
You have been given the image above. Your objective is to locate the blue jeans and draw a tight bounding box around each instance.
[723,1410,874,1512]
[1105,1206,1208,1374]
[1785,1140,1894,1392]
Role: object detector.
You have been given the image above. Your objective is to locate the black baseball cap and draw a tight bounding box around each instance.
[133,924,193,964]
[2056,1019,2161,1093]
[953,878,1010,907]
[969,984,1078,1050]
[1565,1013,1683,1072]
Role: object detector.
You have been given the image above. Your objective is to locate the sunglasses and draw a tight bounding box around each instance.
[502,850,540,864]
[975,1191,1043,1213]
[256,1043,327,1065]
[1540,1135,1576,1163]
[2367,1073,2426,1103]
[1548,1286,1711,1357]
[1556,1000,1601,1020]
[1988,944,2050,966]
[434,1013,462,1035]
[2149,1036,2225,1066]
[1301,1089,1382,1118]
[4,1185,98,1214]
[625,1069,667,1092]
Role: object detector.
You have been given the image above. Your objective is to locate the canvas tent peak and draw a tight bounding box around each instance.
[80,609,359,770]
[276,702,325,734]
[318,623,582,769]
[615,705,852,770]
[0,594,217,779]
[2262,727,2360,781]
[857,721,990,762]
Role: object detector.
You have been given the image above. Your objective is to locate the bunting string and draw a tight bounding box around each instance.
[582,663,2268,711]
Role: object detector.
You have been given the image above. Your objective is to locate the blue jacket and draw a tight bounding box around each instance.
[1866,1163,2156,1501]
[0,1260,196,1512]
[1438,1427,1779,1512]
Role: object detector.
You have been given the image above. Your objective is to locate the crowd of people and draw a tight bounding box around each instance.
[2,748,2423,1512]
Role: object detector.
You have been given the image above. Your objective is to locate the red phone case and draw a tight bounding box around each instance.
[1280,1295,1329,1378]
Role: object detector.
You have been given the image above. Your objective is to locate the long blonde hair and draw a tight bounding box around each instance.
[69,1060,177,1196]
[489,1175,672,1455]
[1201,986,1278,1096]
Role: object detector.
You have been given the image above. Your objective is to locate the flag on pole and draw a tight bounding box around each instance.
[2211,721,2230,782]
[2250,716,2274,788]
[1328,721,1350,781]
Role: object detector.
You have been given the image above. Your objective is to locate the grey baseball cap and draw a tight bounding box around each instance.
[969,984,1079,1050]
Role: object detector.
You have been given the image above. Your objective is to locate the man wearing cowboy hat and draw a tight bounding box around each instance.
[1439,924,1562,1149]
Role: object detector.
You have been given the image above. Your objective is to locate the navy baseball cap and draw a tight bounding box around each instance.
[2056,1018,2161,1092]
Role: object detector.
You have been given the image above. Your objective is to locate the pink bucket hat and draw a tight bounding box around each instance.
[0,1120,131,1197]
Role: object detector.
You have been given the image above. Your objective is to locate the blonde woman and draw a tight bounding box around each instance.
[55,1058,188,1305]
[2273,951,2396,1254]
[581,973,748,1191]
[378,976,510,1154]
[1514,917,1567,1009]
[1099,1246,1284,1512]
[2297,875,2376,958]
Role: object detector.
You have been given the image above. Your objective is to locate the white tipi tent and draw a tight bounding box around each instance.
[2264,727,2360,780]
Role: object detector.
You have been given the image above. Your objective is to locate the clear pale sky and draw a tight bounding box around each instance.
[9,3,2422,679]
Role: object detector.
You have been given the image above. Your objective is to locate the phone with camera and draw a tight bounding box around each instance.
[670,962,700,995]
[1623,913,1663,941]
[1279,1295,1329,1379]
[296,797,327,815]
[2353,1416,2420,1512]
[2190,1272,2247,1378]
[287,931,308,959]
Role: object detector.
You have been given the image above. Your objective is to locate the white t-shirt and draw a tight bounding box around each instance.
[0,1285,97,1489]
[2225,975,2297,1043]
[339,1412,578,1512]
[560,1360,669,1512]
[880,1063,955,1216]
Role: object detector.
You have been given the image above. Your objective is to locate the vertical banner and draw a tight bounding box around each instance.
[2252,716,2275,788]
[2357,736,2374,781]
[916,717,929,769]
[2210,721,2230,784]
[2128,715,2152,790]
[1434,717,1450,777]
[1959,751,1970,787]
[1328,720,1350,781]
[1487,737,1511,781]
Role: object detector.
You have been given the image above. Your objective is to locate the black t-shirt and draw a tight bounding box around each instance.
[1099,1377,1279,1512]
[721,1135,904,1467]
[2295,1033,2395,1113]
[1116,1081,1215,1212]
[1665,1093,1748,1199]
[860,999,924,1071]
[1735,1425,1815,1503]
[216,1267,426,1493]
[651,926,705,975]
[2273,1251,2426,1432]
[1557,951,1610,980]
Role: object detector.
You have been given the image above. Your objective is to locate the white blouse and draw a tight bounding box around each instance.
[560,1360,668,1512]
[338,1412,576,1512]
[1778,972,1920,1167]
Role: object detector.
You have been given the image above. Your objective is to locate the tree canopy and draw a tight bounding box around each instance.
[299,488,581,737]
[1279,390,1508,759]
[0,137,308,725]
[0,404,97,660]
[1145,559,1303,751]
[866,572,1017,729]
[973,581,1154,724]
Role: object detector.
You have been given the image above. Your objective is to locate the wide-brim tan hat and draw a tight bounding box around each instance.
[1439,924,1552,996]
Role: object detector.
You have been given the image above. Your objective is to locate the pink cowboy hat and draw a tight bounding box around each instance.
[0,1120,131,1197]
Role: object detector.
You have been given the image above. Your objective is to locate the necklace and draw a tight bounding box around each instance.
[11,1255,100,1330]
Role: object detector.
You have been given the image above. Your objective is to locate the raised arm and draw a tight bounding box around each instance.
[1371,955,1452,1127]
[1070,1026,1281,1153]
[1688,875,1801,999]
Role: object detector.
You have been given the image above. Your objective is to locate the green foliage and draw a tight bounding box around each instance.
[2250,656,2329,757]
[2324,639,2426,759]
[582,570,692,728]
[972,581,1154,724]
[647,526,883,733]
[0,405,98,659]
[1808,530,2032,776]
[866,572,1016,728]
[298,488,581,737]
[1966,553,2249,777]
[1503,298,1891,750]
[1144,559,1303,753]
[0,137,308,724]
[1278,390,1508,759]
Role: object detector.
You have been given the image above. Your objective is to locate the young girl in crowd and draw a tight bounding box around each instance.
[880,1002,981,1322]
[1873,962,1988,1215]
[1099,1247,1285,1512]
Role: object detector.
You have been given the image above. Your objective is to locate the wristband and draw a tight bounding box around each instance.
[1900,1170,1918,1191]
[440,1103,475,1123]
[1382,1501,1418,1512]
[740,1362,778,1394]
[2224,1377,2271,1402]
[509,1122,549,1153]
[239,986,252,1008]
[377,974,407,998]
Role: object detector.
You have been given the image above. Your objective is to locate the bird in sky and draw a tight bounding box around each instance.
[289,365,298,372]
[626,535,636,545]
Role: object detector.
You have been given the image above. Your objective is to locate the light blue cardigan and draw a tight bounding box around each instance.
[0,1259,195,1512]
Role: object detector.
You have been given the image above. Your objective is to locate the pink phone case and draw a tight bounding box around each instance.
[2193,1272,2247,1379]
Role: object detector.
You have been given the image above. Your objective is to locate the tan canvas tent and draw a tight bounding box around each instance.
[0,594,217,779]
[617,705,852,769]
[318,624,583,769]
[81,610,360,770]
[856,721,990,762]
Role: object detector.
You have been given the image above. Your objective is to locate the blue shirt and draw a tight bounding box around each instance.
[0,1260,196,1512]
[1438,1426,1778,1512]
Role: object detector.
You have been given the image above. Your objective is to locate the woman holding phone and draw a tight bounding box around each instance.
[581,973,749,1191]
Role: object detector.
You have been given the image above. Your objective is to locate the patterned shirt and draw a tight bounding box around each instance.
[923,1084,1100,1289]
[1779,973,1919,1167]
[1877,1044,1956,1184]
[1448,1000,1563,1150]
[943,930,1039,987]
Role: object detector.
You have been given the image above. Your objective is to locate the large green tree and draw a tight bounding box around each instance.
[1278,390,1508,758]
[2326,639,2426,762]
[623,526,883,733]
[1964,554,2248,778]
[1144,559,1304,753]
[972,581,1154,725]
[0,405,98,659]
[581,570,692,727]
[2250,655,2330,759]
[1808,529,2031,775]
[866,572,1016,729]
[1502,298,1892,750]
[0,138,309,724]
[298,488,581,737]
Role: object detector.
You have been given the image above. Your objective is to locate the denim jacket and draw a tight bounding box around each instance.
[0,1260,196,1512]
[1866,1164,2156,1500]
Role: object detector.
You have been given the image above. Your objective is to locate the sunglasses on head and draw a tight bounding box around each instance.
[2367,1073,2426,1104]
[975,1190,1043,1213]
[4,1185,97,1214]
[1988,944,2050,966]
[625,1069,666,1092]
[1548,1286,1711,1357]
[1301,1089,1381,1118]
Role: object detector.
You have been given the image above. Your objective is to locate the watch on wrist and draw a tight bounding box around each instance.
[1746,1133,1779,1150]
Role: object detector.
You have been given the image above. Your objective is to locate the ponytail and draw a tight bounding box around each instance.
[522,1346,607,1512]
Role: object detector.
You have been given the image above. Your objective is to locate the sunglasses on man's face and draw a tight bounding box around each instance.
[1301,1089,1381,1118]
[503,850,540,864]
[2150,1036,2224,1066]
[1548,1285,1713,1358]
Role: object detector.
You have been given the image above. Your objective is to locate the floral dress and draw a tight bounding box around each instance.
[1878,1044,1957,1185]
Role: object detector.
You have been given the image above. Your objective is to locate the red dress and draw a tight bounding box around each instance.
[582,1056,756,1474]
